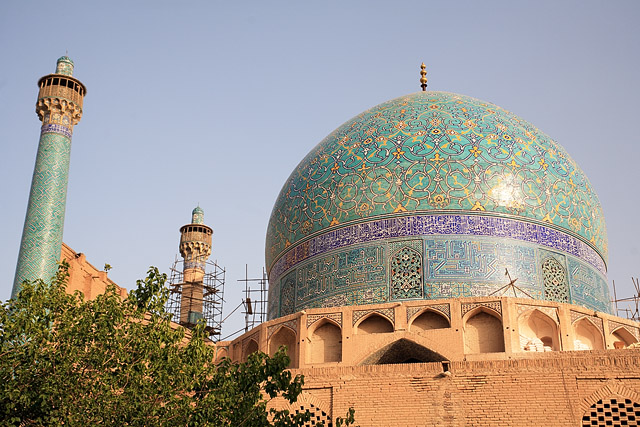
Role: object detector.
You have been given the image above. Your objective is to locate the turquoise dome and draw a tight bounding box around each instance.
[265,91,610,318]
[57,56,74,64]
[55,56,74,77]
[191,206,205,224]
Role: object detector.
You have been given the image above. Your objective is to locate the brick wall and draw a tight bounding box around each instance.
[284,350,640,427]
[61,243,126,300]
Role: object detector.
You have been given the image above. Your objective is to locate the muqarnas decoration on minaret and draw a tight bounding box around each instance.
[12,57,87,297]
[178,206,213,325]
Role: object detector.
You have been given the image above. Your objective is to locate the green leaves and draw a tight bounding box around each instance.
[0,266,353,426]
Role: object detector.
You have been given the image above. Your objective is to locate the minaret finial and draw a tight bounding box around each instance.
[420,62,428,91]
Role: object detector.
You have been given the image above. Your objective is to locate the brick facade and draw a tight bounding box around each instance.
[61,243,126,300]
[219,298,640,426]
[270,351,640,426]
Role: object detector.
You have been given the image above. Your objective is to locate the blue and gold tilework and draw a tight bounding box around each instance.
[265,91,611,318]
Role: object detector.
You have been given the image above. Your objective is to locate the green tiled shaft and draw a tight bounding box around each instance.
[12,130,72,297]
[12,56,85,298]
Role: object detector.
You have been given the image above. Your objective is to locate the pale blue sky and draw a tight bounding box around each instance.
[1,1,639,336]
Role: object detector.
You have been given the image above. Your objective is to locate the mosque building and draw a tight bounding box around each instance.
[13,58,640,427]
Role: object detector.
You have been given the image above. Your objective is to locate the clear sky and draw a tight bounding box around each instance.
[1,1,639,337]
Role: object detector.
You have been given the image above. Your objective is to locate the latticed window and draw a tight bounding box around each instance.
[542,257,569,303]
[294,403,332,427]
[582,397,640,426]
[390,247,423,300]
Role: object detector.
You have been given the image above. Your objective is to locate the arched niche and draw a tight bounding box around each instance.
[573,318,604,350]
[359,338,447,365]
[243,339,259,361]
[611,327,638,349]
[216,348,228,362]
[307,320,342,364]
[356,313,394,335]
[269,326,298,368]
[518,309,559,351]
[409,309,450,332]
[464,308,505,354]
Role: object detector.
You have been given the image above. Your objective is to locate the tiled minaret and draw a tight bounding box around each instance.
[12,57,86,297]
[178,207,213,325]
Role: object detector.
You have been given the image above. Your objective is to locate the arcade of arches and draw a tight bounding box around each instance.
[220,296,639,368]
[217,296,640,426]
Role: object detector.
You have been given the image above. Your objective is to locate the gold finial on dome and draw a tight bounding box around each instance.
[420,62,428,91]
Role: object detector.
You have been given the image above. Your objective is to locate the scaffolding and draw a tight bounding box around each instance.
[489,268,534,299]
[612,277,640,321]
[166,256,226,339]
[238,265,268,333]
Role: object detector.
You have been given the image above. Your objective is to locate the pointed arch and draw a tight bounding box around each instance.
[464,307,505,354]
[518,309,560,351]
[611,326,638,349]
[307,319,342,364]
[573,318,604,350]
[269,326,298,368]
[216,347,228,362]
[355,313,394,335]
[409,308,450,332]
[243,339,259,361]
[359,338,447,365]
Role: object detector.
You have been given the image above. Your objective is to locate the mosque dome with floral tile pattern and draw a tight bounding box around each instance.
[265,90,611,319]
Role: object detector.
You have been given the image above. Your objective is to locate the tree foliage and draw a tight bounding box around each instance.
[0,265,355,426]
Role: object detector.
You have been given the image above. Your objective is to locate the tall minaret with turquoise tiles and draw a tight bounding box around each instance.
[12,57,86,297]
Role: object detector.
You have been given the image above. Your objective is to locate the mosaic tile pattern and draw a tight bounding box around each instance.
[406,303,451,323]
[591,317,605,336]
[242,332,260,352]
[538,249,570,303]
[542,257,570,303]
[571,312,605,336]
[426,237,537,283]
[265,91,612,319]
[267,319,298,339]
[13,129,72,296]
[423,236,542,301]
[267,232,611,319]
[568,258,611,313]
[352,307,395,326]
[13,59,84,298]
[296,245,385,307]
[570,310,586,324]
[191,206,204,224]
[55,56,74,76]
[267,91,607,271]
[306,312,343,328]
[517,304,558,323]
[390,246,423,300]
[269,214,606,283]
[41,123,72,138]
[280,270,296,317]
[608,320,640,340]
[389,239,423,301]
[461,301,502,318]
